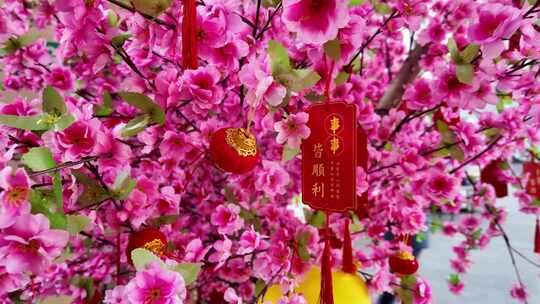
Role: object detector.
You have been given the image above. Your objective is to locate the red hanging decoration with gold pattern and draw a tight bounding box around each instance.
[302,102,357,212]
[523,160,540,199]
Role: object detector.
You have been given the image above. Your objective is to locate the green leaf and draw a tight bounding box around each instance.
[121,114,150,137]
[349,0,366,6]
[460,44,479,63]
[323,39,341,61]
[118,92,165,124]
[483,127,501,138]
[40,295,74,304]
[72,171,110,207]
[496,94,512,113]
[71,276,95,301]
[434,148,450,157]
[296,231,311,261]
[415,231,427,242]
[112,33,132,47]
[22,147,56,171]
[171,263,202,285]
[30,189,54,215]
[304,92,324,103]
[254,279,266,296]
[132,0,172,17]
[289,69,321,92]
[131,248,166,271]
[52,114,75,131]
[42,86,66,115]
[531,198,540,207]
[449,145,465,161]
[448,273,461,285]
[48,212,67,230]
[307,210,326,228]
[111,171,137,199]
[0,114,49,130]
[472,228,482,240]
[149,215,180,227]
[371,0,390,14]
[1,32,40,55]
[53,172,63,213]
[456,63,474,84]
[95,91,114,116]
[267,40,291,75]
[448,38,461,63]
[107,10,119,27]
[66,215,92,235]
[282,145,300,162]
[223,187,239,204]
[335,72,349,85]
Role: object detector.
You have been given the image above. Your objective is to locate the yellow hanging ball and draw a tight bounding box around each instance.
[258,267,371,304]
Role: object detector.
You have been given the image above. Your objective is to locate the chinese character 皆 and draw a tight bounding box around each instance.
[330,116,340,134]
[312,163,325,177]
[330,136,340,155]
[313,143,323,158]
[312,182,324,198]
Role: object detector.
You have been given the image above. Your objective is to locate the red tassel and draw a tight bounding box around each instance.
[320,213,334,304]
[320,237,334,304]
[534,218,540,254]
[342,218,356,273]
[182,0,198,70]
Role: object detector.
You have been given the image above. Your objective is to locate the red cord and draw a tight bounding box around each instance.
[182,0,198,70]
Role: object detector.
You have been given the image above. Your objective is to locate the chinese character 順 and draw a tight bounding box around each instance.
[312,163,325,177]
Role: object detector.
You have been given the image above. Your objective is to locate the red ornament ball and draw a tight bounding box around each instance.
[389,251,419,276]
[209,127,260,174]
[126,228,167,265]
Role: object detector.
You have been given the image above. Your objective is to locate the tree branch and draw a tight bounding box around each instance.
[376,44,429,115]
[105,0,176,30]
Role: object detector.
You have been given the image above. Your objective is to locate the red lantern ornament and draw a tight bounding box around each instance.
[480,159,508,198]
[209,127,260,174]
[126,228,167,265]
[389,251,419,276]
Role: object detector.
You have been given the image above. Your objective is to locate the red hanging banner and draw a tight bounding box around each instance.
[523,161,540,198]
[302,102,357,212]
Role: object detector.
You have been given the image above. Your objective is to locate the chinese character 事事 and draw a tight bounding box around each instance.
[330,136,340,155]
[330,116,340,134]
[313,143,323,158]
[312,163,325,177]
[312,182,324,198]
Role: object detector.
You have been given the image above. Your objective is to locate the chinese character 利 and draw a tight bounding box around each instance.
[311,182,324,198]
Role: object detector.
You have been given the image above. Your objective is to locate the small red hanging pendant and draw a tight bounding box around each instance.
[480,159,508,198]
[182,0,198,69]
[534,218,540,254]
